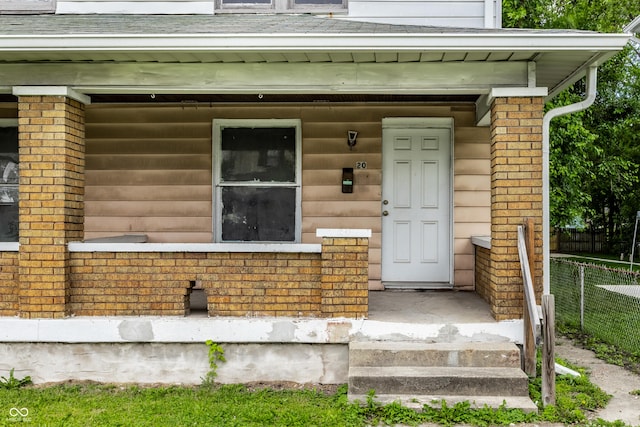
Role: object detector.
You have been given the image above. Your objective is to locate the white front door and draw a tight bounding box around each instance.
[381,119,452,288]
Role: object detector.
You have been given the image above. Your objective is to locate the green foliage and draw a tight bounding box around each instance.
[502,0,546,28]
[559,324,640,375]
[201,340,226,387]
[0,368,32,390]
[503,0,640,249]
[528,355,611,423]
[0,349,631,426]
[0,369,626,427]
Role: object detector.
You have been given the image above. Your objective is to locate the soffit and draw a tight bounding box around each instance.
[0,14,630,98]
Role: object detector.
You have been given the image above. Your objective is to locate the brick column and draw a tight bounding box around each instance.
[317,229,370,318]
[16,89,87,318]
[489,97,544,320]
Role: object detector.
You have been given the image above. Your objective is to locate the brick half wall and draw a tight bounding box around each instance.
[65,230,370,318]
[0,251,19,316]
[474,245,491,306]
[69,252,323,317]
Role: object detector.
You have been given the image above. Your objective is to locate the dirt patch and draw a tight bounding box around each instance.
[30,379,340,395]
[243,381,339,395]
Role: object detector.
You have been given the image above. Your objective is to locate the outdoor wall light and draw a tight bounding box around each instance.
[347,130,358,150]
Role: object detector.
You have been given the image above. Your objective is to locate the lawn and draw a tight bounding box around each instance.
[0,366,630,427]
[551,258,640,355]
[559,253,640,273]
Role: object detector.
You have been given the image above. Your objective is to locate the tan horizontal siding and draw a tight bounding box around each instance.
[84,102,490,287]
[454,190,490,207]
[302,185,381,201]
[86,154,211,170]
[83,231,213,243]
[303,137,381,154]
[85,201,212,217]
[303,170,382,186]
[302,201,381,218]
[85,216,212,233]
[453,118,491,289]
[454,175,491,192]
[85,185,212,201]
[88,138,211,155]
[303,153,381,170]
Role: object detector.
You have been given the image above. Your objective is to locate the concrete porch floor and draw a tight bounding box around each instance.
[368,290,496,324]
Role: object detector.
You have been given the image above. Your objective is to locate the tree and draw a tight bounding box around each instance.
[504,0,640,252]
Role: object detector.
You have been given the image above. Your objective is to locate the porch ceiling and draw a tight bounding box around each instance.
[0,14,630,99]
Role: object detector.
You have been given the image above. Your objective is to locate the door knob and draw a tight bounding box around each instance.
[383,200,389,205]
[382,210,389,216]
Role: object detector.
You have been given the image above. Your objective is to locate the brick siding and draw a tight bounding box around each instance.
[320,237,369,318]
[17,95,85,318]
[66,238,369,318]
[69,251,324,316]
[474,246,491,306]
[0,252,19,316]
[488,97,544,320]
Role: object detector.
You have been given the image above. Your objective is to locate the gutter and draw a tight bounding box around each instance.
[542,66,598,294]
[0,33,630,52]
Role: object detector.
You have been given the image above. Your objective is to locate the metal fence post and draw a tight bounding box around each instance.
[579,265,585,329]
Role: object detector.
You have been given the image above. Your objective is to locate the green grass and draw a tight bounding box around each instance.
[560,253,640,272]
[551,258,640,355]
[0,364,631,427]
[559,324,640,375]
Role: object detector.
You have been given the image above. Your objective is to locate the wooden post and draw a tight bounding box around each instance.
[523,218,537,377]
[542,294,556,406]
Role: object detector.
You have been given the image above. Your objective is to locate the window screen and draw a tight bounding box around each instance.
[221,187,296,241]
[217,124,299,242]
[221,127,296,183]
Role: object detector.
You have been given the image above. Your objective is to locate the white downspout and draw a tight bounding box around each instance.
[542,66,598,294]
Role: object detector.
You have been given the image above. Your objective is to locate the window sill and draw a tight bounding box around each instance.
[471,236,491,249]
[68,242,322,253]
[0,242,18,251]
[213,8,347,14]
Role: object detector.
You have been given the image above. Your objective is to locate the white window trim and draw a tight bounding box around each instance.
[214,0,346,13]
[0,0,56,13]
[212,118,302,243]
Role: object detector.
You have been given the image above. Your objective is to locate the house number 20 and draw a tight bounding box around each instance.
[356,161,367,169]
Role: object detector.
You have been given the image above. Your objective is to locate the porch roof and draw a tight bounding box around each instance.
[0,14,630,98]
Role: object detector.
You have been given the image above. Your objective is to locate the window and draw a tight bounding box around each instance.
[215,0,346,12]
[213,119,301,242]
[0,0,56,13]
[0,120,18,242]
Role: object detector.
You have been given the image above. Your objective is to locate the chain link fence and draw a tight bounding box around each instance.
[551,257,640,354]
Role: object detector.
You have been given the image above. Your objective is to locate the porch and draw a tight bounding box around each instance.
[0,289,522,386]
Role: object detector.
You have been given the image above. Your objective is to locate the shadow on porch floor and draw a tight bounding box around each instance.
[368,290,495,324]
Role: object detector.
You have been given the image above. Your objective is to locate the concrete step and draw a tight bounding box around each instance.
[348,366,530,396]
[347,394,539,413]
[349,341,521,368]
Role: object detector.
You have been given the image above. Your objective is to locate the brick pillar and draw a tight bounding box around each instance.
[317,229,370,318]
[17,91,86,318]
[489,97,544,321]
